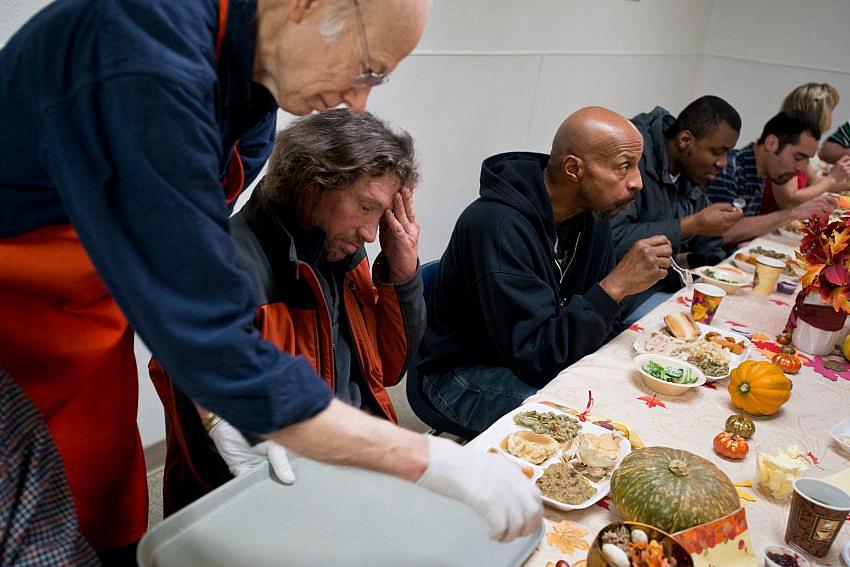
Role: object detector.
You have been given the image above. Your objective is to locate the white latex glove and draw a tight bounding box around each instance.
[416,435,543,542]
[207,419,295,484]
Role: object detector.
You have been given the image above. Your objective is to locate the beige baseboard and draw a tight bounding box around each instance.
[144,439,166,473]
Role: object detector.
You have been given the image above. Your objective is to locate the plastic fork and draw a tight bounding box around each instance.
[670,257,693,289]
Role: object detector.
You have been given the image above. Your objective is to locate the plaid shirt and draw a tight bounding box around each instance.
[828,121,850,149]
[0,369,99,566]
[705,143,764,216]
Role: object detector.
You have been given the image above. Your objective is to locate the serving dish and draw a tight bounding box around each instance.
[633,354,706,396]
[693,265,751,294]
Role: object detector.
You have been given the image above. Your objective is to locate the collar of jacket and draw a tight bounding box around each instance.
[241,185,366,277]
[633,106,680,186]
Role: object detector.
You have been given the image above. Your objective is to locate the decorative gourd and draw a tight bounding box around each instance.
[609,447,739,534]
[724,414,755,439]
[728,361,791,416]
[772,346,801,374]
[713,432,749,459]
[843,334,850,362]
[776,332,792,346]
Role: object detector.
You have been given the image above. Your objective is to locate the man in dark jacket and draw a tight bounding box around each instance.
[418,107,673,433]
[611,96,744,322]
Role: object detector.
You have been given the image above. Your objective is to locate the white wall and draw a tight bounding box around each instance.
[363,0,713,262]
[699,0,850,144]
[3,0,849,448]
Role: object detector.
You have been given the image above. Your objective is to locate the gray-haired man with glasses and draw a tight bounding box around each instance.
[0,0,542,557]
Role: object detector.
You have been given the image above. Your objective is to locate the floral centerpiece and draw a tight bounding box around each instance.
[798,214,850,311]
[790,214,850,354]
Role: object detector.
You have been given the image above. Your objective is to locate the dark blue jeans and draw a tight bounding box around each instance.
[422,365,537,435]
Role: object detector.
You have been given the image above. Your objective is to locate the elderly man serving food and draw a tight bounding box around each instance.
[418,107,674,434]
[0,0,541,558]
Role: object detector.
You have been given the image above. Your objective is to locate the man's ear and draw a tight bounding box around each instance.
[287,0,320,23]
[677,130,694,151]
[764,133,779,153]
[562,155,584,183]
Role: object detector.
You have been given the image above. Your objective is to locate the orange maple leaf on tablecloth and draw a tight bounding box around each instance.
[637,395,667,408]
[546,520,591,555]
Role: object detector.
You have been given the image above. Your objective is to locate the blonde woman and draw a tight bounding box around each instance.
[760,82,850,214]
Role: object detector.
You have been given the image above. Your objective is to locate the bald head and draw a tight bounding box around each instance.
[545,107,644,222]
[549,107,642,176]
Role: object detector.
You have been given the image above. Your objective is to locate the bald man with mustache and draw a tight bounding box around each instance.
[419,107,673,433]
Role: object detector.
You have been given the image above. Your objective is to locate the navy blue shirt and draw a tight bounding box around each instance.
[705,143,764,216]
[0,0,332,433]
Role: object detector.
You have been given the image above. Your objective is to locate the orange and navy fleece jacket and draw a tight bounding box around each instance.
[149,186,425,514]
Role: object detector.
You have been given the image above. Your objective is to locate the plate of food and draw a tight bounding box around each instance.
[633,311,751,381]
[731,243,804,283]
[777,220,805,242]
[477,402,631,511]
[692,265,750,294]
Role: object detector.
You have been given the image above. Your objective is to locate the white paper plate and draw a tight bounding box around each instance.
[777,227,803,242]
[730,243,802,284]
[475,401,631,511]
[633,319,751,381]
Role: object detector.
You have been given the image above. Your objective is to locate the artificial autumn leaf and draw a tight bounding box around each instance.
[546,520,591,554]
[830,227,850,256]
[823,359,846,372]
[823,264,849,286]
[736,487,757,503]
[637,395,667,409]
[802,263,824,287]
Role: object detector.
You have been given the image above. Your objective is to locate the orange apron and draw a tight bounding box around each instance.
[0,225,146,551]
[0,0,244,550]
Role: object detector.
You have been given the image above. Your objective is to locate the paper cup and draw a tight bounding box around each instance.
[690,283,726,324]
[752,255,785,296]
[784,477,850,557]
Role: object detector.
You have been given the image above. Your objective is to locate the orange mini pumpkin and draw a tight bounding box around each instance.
[772,346,801,374]
[713,432,749,459]
[728,361,791,416]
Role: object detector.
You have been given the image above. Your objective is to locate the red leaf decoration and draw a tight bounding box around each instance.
[823,264,849,286]
[637,395,667,408]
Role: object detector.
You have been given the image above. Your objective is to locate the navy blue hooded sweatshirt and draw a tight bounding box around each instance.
[419,152,623,387]
[0,0,331,434]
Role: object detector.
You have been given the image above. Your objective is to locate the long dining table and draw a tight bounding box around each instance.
[466,232,850,566]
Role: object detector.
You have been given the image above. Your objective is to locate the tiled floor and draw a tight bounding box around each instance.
[145,375,429,529]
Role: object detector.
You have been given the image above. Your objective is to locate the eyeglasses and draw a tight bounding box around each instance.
[351,0,389,87]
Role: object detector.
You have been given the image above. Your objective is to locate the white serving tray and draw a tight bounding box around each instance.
[138,454,543,567]
[473,402,631,512]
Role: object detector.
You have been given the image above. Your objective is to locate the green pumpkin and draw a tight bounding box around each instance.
[610,447,739,534]
[725,414,755,439]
